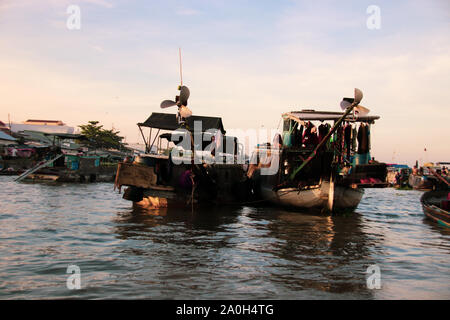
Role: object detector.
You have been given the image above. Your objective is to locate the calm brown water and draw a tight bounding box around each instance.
[0,176,449,299]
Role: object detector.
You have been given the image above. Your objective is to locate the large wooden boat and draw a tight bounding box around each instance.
[114,112,250,209]
[421,189,450,228]
[248,89,387,212]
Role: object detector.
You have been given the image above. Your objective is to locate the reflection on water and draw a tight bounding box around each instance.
[0,176,449,299]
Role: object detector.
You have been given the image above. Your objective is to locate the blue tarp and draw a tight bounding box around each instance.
[387,164,410,169]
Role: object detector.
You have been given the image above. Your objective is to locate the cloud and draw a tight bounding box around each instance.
[0,0,29,11]
[0,1,448,165]
[91,45,104,52]
[176,7,202,16]
[79,0,115,9]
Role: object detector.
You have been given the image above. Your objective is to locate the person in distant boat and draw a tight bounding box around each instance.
[395,171,400,185]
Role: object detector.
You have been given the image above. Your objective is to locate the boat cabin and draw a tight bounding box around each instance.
[115,112,250,205]
[136,112,243,164]
[251,109,386,190]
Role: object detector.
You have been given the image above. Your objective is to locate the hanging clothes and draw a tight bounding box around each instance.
[318,123,330,142]
[297,125,304,147]
[272,133,283,149]
[357,123,369,154]
[292,123,302,146]
[352,126,357,152]
[344,123,352,159]
[302,122,319,147]
[283,120,294,147]
[335,125,344,163]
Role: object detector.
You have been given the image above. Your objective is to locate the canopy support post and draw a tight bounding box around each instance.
[138,125,148,153]
[149,129,160,153]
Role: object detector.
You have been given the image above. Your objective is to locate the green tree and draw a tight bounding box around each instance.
[78,121,125,150]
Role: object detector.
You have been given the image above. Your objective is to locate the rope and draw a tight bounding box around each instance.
[190,174,196,213]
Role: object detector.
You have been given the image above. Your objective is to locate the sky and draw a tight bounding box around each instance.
[0,0,449,166]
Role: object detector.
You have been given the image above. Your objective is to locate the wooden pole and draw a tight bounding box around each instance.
[149,129,160,152]
[138,125,148,153]
[8,113,11,135]
[179,48,183,86]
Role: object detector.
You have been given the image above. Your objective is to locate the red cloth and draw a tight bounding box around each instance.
[441,200,449,211]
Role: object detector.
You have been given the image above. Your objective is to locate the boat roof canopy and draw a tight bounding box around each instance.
[0,131,17,141]
[283,110,380,125]
[139,113,226,134]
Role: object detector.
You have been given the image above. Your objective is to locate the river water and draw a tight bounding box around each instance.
[0,176,449,299]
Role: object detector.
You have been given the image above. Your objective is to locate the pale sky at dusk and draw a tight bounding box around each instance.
[0,0,449,166]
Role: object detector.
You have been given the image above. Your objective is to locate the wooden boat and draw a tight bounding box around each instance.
[12,133,120,183]
[386,165,411,188]
[421,189,450,228]
[114,112,251,209]
[16,156,117,183]
[408,174,437,191]
[249,89,387,212]
[409,164,450,190]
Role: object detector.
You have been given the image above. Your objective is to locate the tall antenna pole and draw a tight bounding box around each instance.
[8,113,11,135]
[179,47,183,86]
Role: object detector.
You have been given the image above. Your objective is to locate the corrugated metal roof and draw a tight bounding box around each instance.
[0,131,17,141]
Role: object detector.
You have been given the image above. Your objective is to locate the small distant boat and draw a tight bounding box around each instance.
[421,190,450,228]
[386,164,411,188]
[409,174,437,191]
[409,164,450,191]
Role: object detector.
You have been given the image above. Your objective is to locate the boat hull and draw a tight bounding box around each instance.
[408,174,436,191]
[421,190,450,228]
[116,161,251,209]
[261,182,364,211]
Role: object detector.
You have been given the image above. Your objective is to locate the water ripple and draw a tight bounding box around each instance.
[0,177,449,299]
